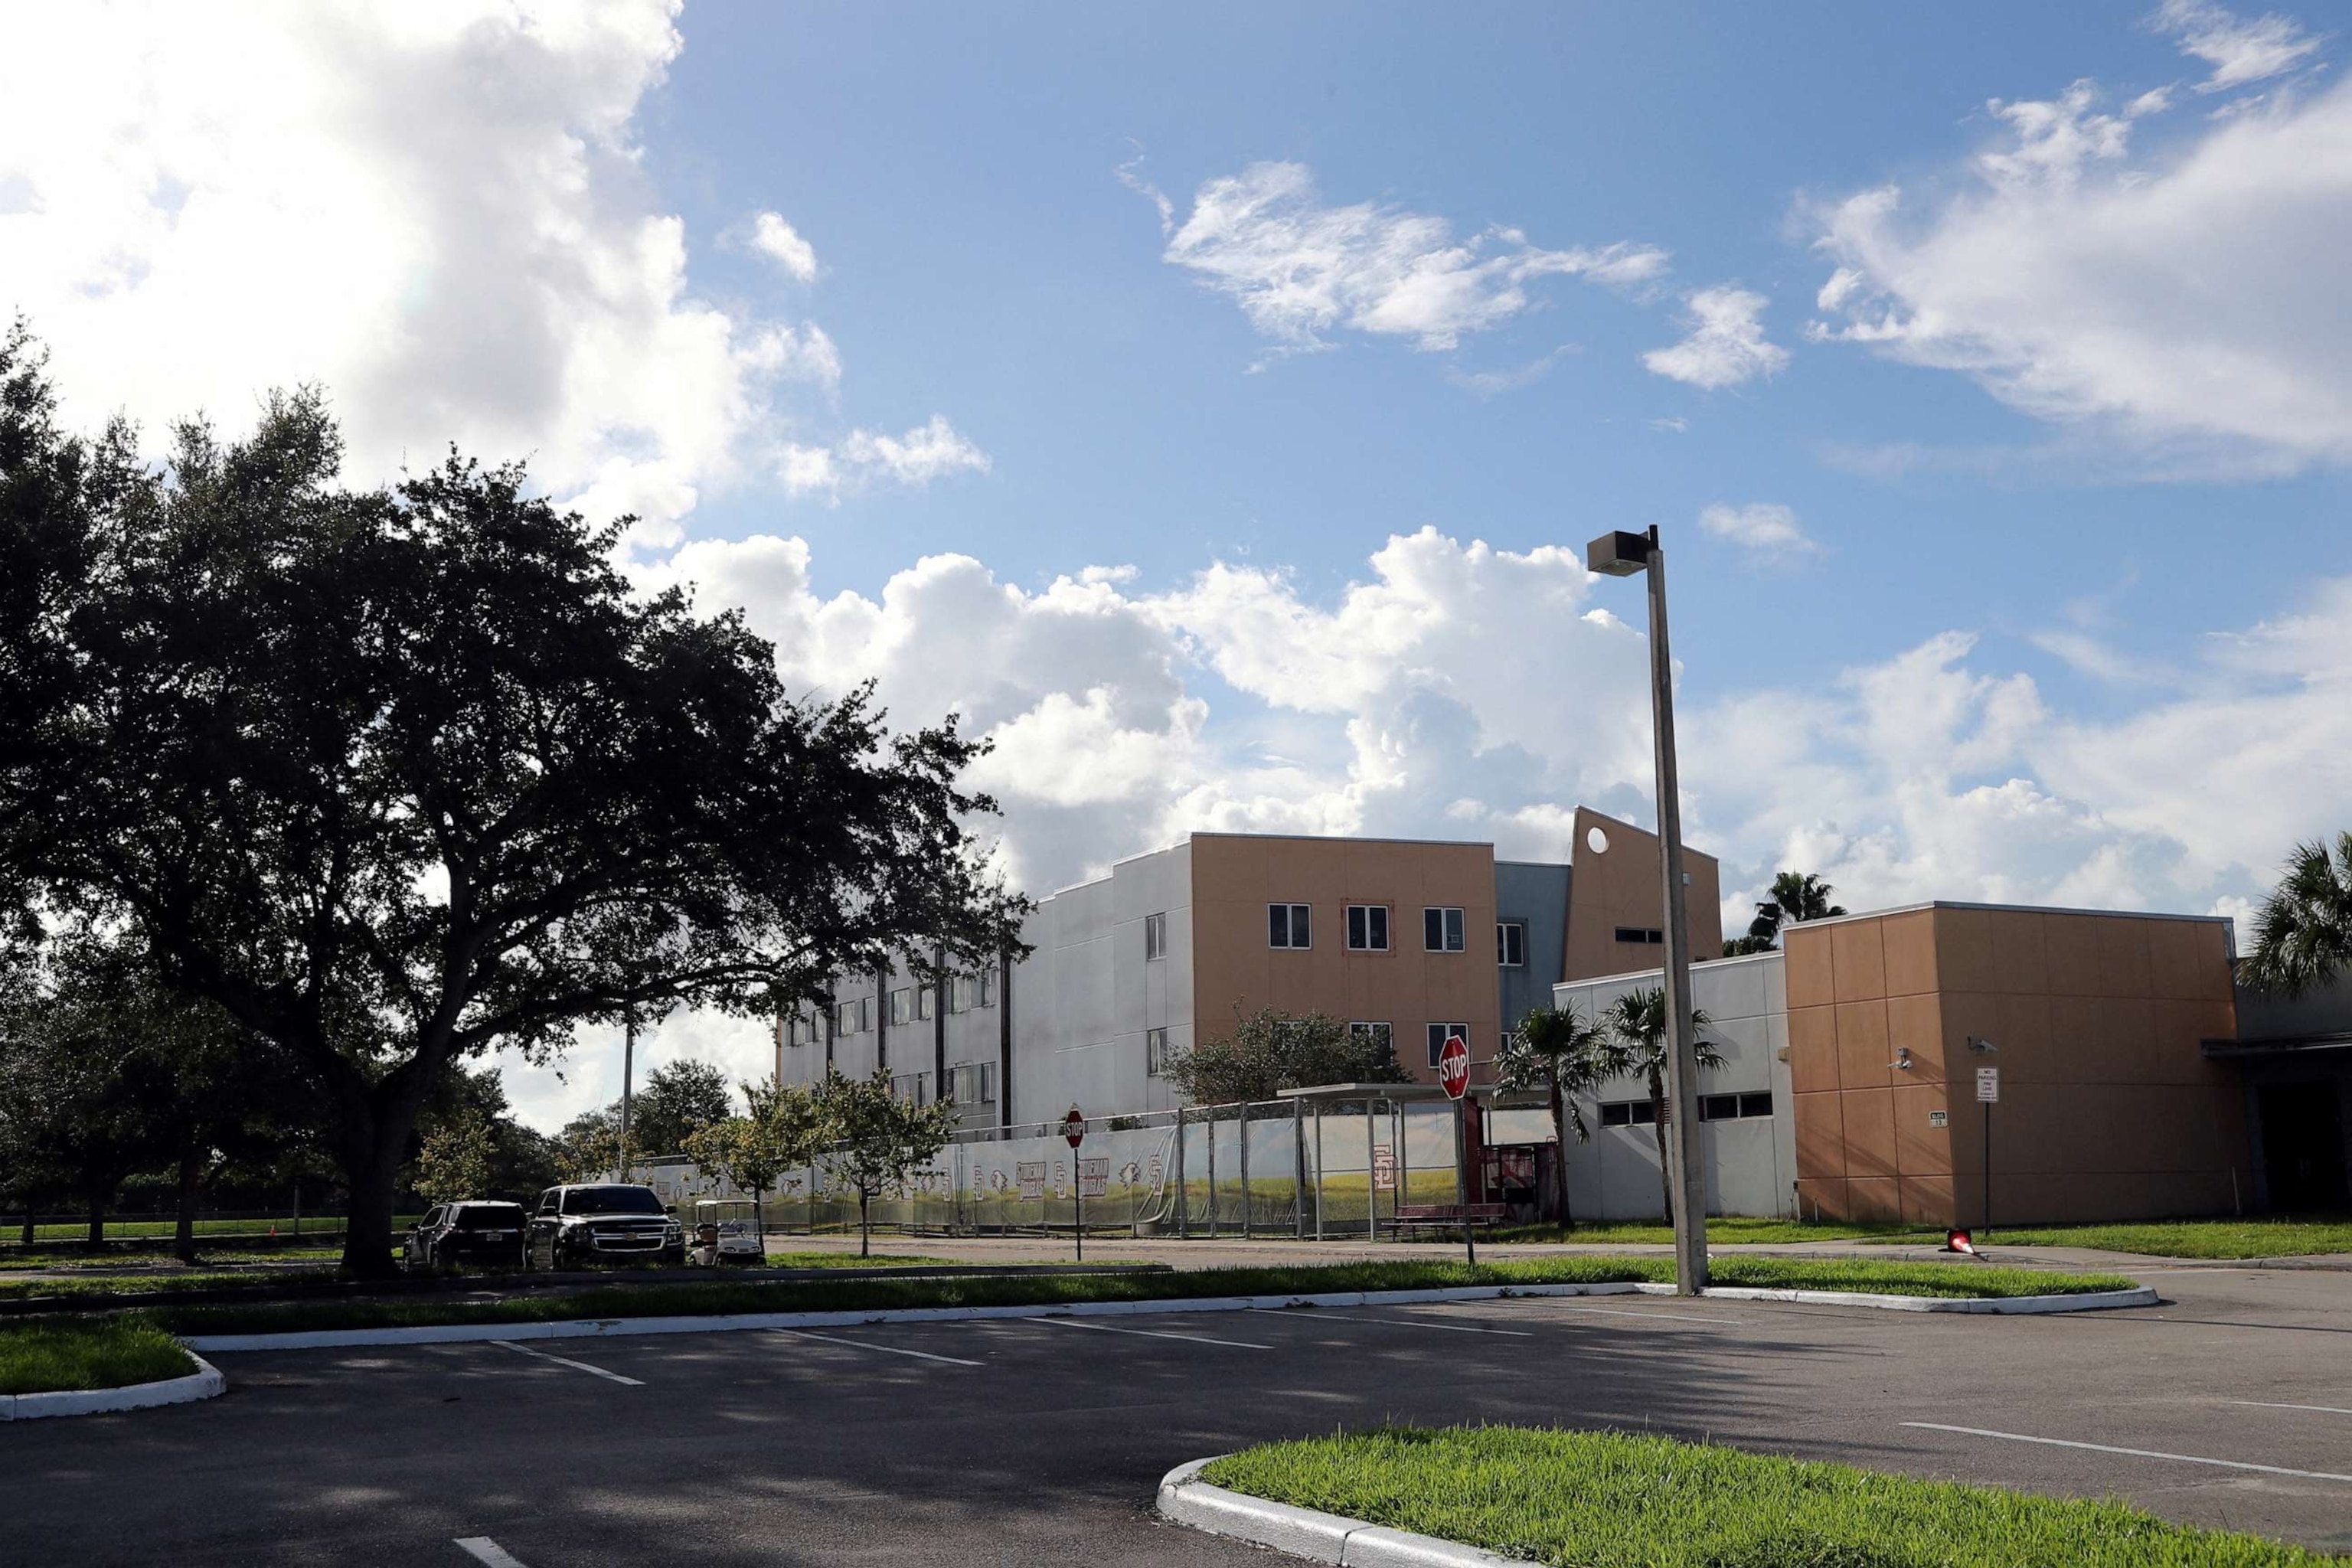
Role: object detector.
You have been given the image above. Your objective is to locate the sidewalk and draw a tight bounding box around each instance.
[766,1231,2352,1276]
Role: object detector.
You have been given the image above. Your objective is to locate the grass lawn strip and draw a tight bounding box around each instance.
[0,1315,196,1396]
[1201,1426,2338,1567]
[1928,1218,2352,1259]
[144,1254,2135,1339]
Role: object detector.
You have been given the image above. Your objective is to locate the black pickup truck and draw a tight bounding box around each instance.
[527,1183,686,1269]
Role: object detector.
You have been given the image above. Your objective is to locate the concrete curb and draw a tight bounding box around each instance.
[180,1277,2153,1353]
[0,1353,224,1422]
[1158,1458,1518,1566]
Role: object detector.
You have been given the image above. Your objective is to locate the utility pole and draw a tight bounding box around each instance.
[1588,526,1709,1295]
[619,1003,637,1183]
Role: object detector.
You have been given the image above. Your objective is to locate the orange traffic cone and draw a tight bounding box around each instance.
[1942,1227,1976,1255]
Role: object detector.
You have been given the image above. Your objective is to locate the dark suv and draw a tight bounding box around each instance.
[528,1184,686,1269]
[403,1201,529,1272]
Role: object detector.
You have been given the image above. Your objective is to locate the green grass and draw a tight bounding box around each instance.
[146,1253,2133,1338]
[0,1244,350,1272]
[1465,1217,1939,1246]
[1203,1426,2335,1566]
[0,1314,198,1396]
[1906,1217,2352,1259]
[0,1214,396,1245]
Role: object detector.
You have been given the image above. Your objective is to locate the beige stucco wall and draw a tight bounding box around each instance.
[1562,806,1722,983]
[1188,834,1501,1089]
[1787,904,2245,1226]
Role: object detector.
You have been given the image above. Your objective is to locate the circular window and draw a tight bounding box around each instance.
[1586,825,1609,854]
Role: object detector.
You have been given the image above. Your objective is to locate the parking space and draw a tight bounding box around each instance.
[3,1268,2350,1564]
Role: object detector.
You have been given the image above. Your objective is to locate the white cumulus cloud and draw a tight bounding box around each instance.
[1698,502,1818,560]
[1808,43,2352,471]
[749,211,819,281]
[1644,287,1789,389]
[1155,160,1669,355]
[779,414,991,501]
[2152,0,2324,92]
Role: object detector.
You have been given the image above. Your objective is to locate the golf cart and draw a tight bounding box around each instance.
[689,1197,766,1266]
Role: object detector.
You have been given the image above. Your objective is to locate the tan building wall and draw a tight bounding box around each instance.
[1188,834,1502,1088]
[1786,904,2245,1226]
[1562,806,1722,982]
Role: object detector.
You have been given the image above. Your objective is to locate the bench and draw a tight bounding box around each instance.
[1388,1202,1511,1234]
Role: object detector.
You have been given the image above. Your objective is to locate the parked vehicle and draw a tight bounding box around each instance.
[403,1201,530,1272]
[689,1197,766,1266]
[527,1183,685,1269]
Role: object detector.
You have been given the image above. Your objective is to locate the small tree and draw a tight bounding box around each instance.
[1498,1004,1633,1228]
[554,1106,623,1182]
[2243,832,2352,997]
[816,1069,956,1257]
[683,1079,829,1243]
[628,1059,736,1159]
[1602,988,1723,1224]
[1167,1008,1409,1106]
[413,1105,498,1206]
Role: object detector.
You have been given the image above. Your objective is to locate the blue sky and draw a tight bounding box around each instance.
[5,1,2348,1125]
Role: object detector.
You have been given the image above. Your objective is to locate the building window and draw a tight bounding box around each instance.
[1349,1021,1393,1054]
[1346,905,1390,951]
[1269,902,1312,949]
[1146,1027,1174,1076]
[890,1072,930,1105]
[949,971,998,1012]
[948,1063,997,1106]
[890,988,914,1026]
[1425,1023,1468,1067]
[919,987,936,1021]
[1613,926,1666,946]
[835,1000,860,1036]
[859,995,876,1033]
[1600,1099,1658,1126]
[1145,911,1168,961]
[1700,1091,1775,1122]
[1497,921,1526,968]
[1424,906,1466,952]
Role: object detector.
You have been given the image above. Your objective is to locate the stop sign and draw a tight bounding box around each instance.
[1436,1033,1471,1099]
[1063,1105,1086,1148]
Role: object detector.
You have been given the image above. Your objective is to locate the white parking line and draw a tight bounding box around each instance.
[772,1329,982,1367]
[1902,1423,2352,1482]
[454,1539,529,1567]
[2230,1400,2352,1416]
[1545,1304,1746,1326]
[1246,1308,1534,1338]
[486,1339,645,1387]
[1021,1315,1271,1351]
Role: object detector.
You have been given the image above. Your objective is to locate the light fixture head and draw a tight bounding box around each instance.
[1891,1047,1913,1071]
[1586,529,1655,577]
[1965,1036,1998,1054]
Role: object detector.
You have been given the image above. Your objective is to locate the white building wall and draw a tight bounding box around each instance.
[1550,950,1795,1219]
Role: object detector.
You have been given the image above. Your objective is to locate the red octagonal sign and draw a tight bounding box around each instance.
[1436,1034,1471,1100]
[1063,1105,1086,1149]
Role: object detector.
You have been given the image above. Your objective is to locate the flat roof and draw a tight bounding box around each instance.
[1787,899,2235,931]
[1554,946,1782,993]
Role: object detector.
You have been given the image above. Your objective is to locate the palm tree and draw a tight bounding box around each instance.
[2244,833,2352,997]
[1746,871,1846,949]
[1602,988,1723,1223]
[1498,1004,1635,1228]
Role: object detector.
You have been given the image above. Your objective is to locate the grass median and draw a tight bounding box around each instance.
[1201,1426,2335,1567]
[0,1315,197,1396]
[1919,1217,2352,1259]
[141,1253,2135,1338]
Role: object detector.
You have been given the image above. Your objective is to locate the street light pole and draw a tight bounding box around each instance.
[1588,525,1709,1295]
[619,1004,637,1184]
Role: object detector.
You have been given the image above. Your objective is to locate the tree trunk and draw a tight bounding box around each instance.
[338,1128,410,1279]
[858,1187,871,1258]
[1547,1073,1573,1230]
[1649,1068,1673,1224]
[175,1148,204,1265]
[85,1189,106,1248]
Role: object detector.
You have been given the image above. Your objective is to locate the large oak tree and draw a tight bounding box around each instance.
[0,327,1026,1275]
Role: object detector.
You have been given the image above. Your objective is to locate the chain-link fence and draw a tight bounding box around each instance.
[631,1096,1517,1241]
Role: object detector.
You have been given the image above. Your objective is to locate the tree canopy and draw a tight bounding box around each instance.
[816,1069,958,1256]
[628,1059,735,1161]
[1166,1008,1409,1106]
[0,328,1028,1273]
[2243,832,2352,998]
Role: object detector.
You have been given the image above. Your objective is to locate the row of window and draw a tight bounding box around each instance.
[885,1063,1000,1107]
[783,971,997,1044]
[1598,1090,1775,1126]
[1254,903,1526,964]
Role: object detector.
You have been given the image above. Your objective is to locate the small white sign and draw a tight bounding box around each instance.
[1928,1109,1949,1129]
[1975,1066,2001,1104]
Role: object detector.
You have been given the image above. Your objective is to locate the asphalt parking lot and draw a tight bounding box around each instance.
[3,1265,2349,1566]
